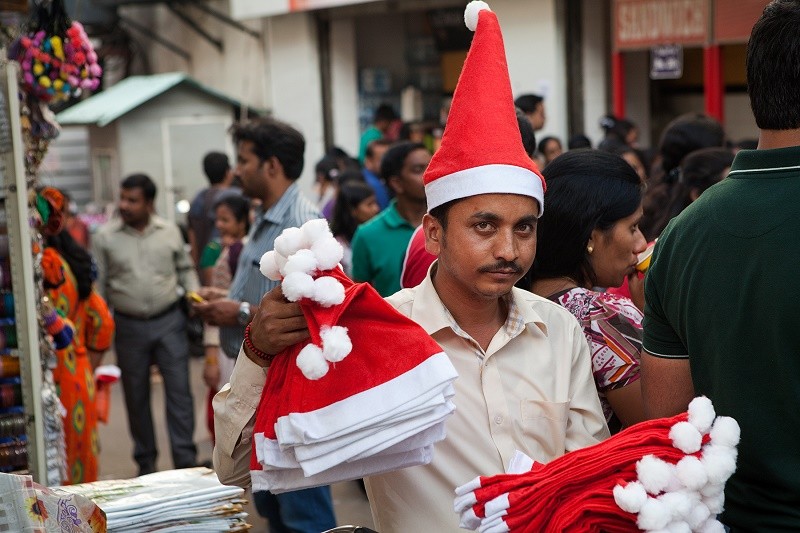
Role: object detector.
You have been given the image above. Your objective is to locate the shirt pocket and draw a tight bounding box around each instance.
[520,399,570,460]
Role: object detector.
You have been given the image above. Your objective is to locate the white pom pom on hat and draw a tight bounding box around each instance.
[282,272,316,302]
[709,416,741,448]
[311,237,344,271]
[260,251,282,281]
[688,396,716,433]
[613,481,648,513]
[670,421,703,454]
[637,455,673,495]
[274,227,305,257]
[320,326,352,363]
[313,276,345,307]
[464,1,491,32]
[301,218,333,247]
[637,497,672,531]
[283,249,319,276]
[296,343,329,380]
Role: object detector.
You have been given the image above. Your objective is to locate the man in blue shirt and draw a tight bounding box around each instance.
[362,138,392,210]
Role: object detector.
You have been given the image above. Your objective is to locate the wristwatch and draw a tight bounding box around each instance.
[237,301,251,326]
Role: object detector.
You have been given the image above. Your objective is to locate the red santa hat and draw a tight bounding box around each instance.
[455,397,740,532]
[424,1,545,213]
[250,219,458,493]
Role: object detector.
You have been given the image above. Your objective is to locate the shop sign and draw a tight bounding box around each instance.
[615,0,708,50]
[231,0,380,20]
[650,44,683,79]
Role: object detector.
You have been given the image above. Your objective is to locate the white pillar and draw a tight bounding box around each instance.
[329,17,361,156]
[262,12,325,194]
[493,0,568,144]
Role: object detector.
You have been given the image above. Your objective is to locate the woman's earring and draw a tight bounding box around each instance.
[587,245,594,254]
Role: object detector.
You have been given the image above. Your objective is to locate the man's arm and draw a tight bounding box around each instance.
[212,286,310,486]
[640,352,694,419]
[174,226,200,293]
[90,232,108,300]
[566,322,611,450]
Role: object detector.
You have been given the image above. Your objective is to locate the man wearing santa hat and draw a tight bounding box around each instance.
[213,2,608,531]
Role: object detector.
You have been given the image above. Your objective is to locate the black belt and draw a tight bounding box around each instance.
[115,299,181,321]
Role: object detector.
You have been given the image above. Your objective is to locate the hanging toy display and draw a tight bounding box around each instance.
[7,0,102,105]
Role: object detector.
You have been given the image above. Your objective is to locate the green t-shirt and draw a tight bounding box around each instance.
[358,126,382,164]
[643,145,800,531]
[350,200,415,297]
[199,240,222,269]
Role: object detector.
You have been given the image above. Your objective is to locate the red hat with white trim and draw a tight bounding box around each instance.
[424,1,545,213]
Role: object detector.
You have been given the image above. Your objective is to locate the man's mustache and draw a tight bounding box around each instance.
[478,260,523,274]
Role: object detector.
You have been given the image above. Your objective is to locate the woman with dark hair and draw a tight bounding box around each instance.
[640,113,725,239]
[525,150,647,433]
[598,114,638,151]
[201,193,251,440]
[537,136,563,166]
[331,180,379,276]
[39,187,115,483]
[606,144,648,183]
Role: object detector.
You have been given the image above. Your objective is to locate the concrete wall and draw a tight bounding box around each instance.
[581,0,610,146]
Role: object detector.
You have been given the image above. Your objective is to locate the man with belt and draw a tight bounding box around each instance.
[92,173,199,476]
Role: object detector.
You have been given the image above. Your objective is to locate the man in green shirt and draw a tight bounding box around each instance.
[641,2,800,530]
[358,103,397,164]
[351,142,430,296]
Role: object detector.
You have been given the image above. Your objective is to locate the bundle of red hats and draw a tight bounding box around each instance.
[249,219,458,493]
[454,397,740,532]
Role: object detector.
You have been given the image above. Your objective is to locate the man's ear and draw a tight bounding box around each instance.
[387,175,403,196]
[423,213,442,257]
[264,156,284,178]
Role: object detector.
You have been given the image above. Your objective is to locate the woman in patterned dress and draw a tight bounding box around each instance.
[40,187,114,483]
[523,150,648,433]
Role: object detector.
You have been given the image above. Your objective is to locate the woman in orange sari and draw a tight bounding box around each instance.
[39,187,114,484]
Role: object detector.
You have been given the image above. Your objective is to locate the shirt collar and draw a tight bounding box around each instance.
[114,214,166,234]
[410,261,547,337]
[256,183,300,226]
[729,145,800,177]
[383,200,415,230]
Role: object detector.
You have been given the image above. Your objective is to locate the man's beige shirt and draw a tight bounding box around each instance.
[92,215,199,317]
[213,270,609,532]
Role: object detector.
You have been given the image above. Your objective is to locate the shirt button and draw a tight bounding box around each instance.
[494,415,504,425]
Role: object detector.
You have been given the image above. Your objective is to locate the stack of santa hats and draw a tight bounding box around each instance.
[454,397,740,532]
[249,219,458,493]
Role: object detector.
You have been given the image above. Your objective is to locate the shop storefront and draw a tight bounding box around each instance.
[612,0,768,144]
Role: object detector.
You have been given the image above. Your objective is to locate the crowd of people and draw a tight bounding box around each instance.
[34,0,799,531]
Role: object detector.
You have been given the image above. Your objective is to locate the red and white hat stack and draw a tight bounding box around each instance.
[454,397,740,532]
[250,219,459,493]
[423,1,545,213]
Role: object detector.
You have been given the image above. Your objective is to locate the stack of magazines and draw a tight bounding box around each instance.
[58,467,250,532]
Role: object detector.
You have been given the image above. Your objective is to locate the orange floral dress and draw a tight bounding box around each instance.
[43,248,114,484]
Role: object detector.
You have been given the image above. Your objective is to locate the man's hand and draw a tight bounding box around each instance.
[244,286,310,367]
[193,299,240,326]
[197,286,229,302]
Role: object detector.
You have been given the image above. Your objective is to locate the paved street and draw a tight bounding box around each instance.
[96,353,375,531]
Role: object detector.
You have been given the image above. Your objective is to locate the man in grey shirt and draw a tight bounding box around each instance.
[92,173,199,476]
[194,117,335,532]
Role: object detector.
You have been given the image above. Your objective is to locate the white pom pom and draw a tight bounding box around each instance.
[275,253,289,274]
[709,416,740,448]
[685,502,711,530]
[701,490,725,515]
[658,492,693,520]
[311,237,344,271]
[320,326,352,363]
[313,276,345,307]
[675,456,708,491]
[688,396,716,433]
[464,1,491,32]
[274,227,305,257]
[283,249,319,276]
[301,218,332,247]
[701,444,738,485]
[259,251,282,281]
[637,497,672,531]
[670,421,703,453]
[613,481,648,513]
[282,272,316,302]
[296,343,329,380]
[698,518,726,533]
[664,521,692,533]
[637,455,673,495]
